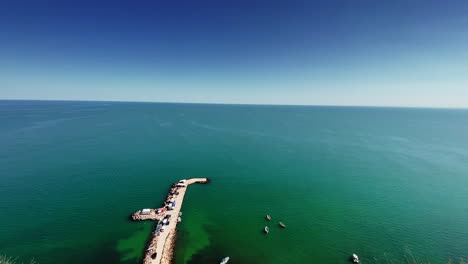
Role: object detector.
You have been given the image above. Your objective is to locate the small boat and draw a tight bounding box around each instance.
[352,254,359,263]
[146,246,155,252]
[177,217,182,223]
[264,226,269,234]
[220,256,230,264]
[279,222,286,228]
[266,214,271,221]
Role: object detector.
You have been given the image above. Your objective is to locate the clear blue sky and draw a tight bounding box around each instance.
[1,0,467,107]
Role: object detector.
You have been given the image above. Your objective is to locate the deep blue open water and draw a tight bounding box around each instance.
[1,100,468,263]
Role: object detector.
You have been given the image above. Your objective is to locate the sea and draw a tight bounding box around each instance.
[0,100,468,264]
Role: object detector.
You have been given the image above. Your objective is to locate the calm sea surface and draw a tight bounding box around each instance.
[1,101,468,264]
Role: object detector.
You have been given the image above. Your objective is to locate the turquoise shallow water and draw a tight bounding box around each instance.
[1,101,468,264]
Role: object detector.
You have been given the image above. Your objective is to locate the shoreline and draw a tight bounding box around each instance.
[131,178,209,264]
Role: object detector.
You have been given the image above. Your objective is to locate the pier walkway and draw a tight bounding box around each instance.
[131,178,208,264]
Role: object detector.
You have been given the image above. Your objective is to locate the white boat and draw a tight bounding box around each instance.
[220,256,230,264]
[352,254,359,263]
[264,226,269,234]
[146,246,155,251]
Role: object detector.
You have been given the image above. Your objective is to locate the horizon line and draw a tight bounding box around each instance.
[1,98,467,110]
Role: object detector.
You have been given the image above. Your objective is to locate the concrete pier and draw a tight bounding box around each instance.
[131,178,209,264]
